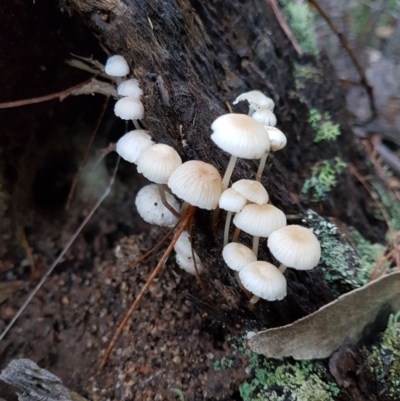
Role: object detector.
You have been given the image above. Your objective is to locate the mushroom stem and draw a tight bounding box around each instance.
[132,119,141,129]
[255,152,269,182]
[249,295,260,304]
[158,184,181,219]
[278,263,287,273]
[222,155,238,190]
[223,211,233,246]
[252,236,260,257]
[232,227,241,242]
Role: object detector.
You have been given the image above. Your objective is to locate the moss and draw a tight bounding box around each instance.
[303,210,384,294]
[308,109,341,143]
[372,184,400,233]
[294,64,323,91]
[281,1,318,55]
[234,339,340,401]
[367,312,400,400]
[302,157,346,201]
[213,356,234,371]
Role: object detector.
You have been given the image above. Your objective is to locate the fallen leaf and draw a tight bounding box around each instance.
[246,272,400,359]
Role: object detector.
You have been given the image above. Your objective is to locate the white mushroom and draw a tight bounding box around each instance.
[211,114,270,189]
[232,90,274,115]
[267,225,321,273]
[231,179,269,205]
[115,130,154,164]
[117,79,143,98]
[114,97,144,127]
[222,242,257,272]
[104,55,129,77]
[174,231,203,275]
[252,107,277,127]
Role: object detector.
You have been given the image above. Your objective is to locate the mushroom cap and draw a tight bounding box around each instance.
[116,130,154,164]
[219,188,247,212]
[137,144,182,184]
[239,261,287,301]
[211,114,270,159]
[104,55,130,77]
[267,225,321,270]
[175,252,203,275]
[252,107,277,127]
[232,90,275,111]
[135,184,180,227]
[265,127,287,151]
[232,179,269,205]
[233,204,286,237]
[168,160,222,210]
[117,79,143,98]
[114,97,144,120]
[222,242,257,272]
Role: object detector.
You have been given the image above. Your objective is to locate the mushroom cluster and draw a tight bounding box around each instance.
[214,90,321,303]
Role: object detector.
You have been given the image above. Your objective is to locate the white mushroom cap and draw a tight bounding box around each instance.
[174,231,193,258]
[233,90,275,111]
[232,179,269,205]
[168,160,222,210]
[104,55,130,77]
[239,261,287,301]
[116,130,154,164]
[114,97,144,120]
[252,107,277,127]
[175,252,203,275]
[219,188,247,212]
[265,127,287,151]
[137,144,182,184]
[135,184,180,227]
[211,114,270,159]
[233,204,286,237]
[268,225,321,270]
[222,242,257,272]
[117,79,143,98]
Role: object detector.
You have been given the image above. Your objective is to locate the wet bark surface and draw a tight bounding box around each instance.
[0,0,390,400]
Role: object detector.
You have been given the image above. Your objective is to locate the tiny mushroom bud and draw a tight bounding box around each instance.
[174,231,203,275]
[239,261,287,303]
[233,204,286,256]
[135,184,180,227]
[105,55,130,77]
[117,79,143,98]
[232,179,269,205]
[219,188,247,245]
[252,107,277,127]
[211,114,270,189]
[116,130,154,164]
[175,253,203,275]
[168,160,222,210]
[114,97,144,120]
[233,90,275,115]
[222,242,257,272]
[267,225,321,273]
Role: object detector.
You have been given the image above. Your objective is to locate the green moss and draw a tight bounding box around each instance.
[281,1,318,55]
[294,64,323,91]
[308,109,341,143]
[371,184,400,233]
[235,342,339,401]
[303,210,384,294]
[367,312,400,399]
[213,357,234,371]
[302,157,346,201]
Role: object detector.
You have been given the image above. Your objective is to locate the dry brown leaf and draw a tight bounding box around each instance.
[247,272,400,359]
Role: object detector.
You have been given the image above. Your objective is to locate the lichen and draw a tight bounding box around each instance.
[308,109,341,142]
[302,157,346,201]
[235,340,340,401]
[372,183,400,233]
[213,356,234,371]
[294,64,323,91]
[367,312,400,399]
[303,210,384,294]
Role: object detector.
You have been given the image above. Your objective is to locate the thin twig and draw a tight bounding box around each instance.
[308,0,377,121]
[0,77,97,109]
[0,157,120,341]
[266,0,303,56]
[65,97,110,210]
[100,205,195,370]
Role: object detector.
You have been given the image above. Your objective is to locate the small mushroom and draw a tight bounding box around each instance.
[252,107,277,127]
[117,79,143,98]
[231,179,269,205]
[239,261,287,303]
[267,225,321,273]
[174,231,203,275]
[104,55,129,77]
[211,114,270,189]
[232,90,274,115]
[114,97,144,128]
[115,130,154,164]
[222,242,257,272]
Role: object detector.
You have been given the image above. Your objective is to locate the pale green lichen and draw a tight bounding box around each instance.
[281,1,318,55]
[302,157,347,201]
[213,356,234,371]
[367,312,400,399]
[308,109,341,142]
[303,210,384,294]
